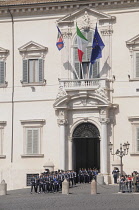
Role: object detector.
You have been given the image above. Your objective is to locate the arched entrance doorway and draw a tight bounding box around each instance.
[73,122,100,171]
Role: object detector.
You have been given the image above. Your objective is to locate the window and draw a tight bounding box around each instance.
[126,35,139,80]
[128,117,139,155]
[134,52,139,78]
[0,47,9,87]
[21,119,45,157]
[19,41,47,86]
[136,127,139,152]
[73,29,99,79]
[26,128,39,154]
[0,61,6,85]
[26,174,39,186]
[23,59,44,84]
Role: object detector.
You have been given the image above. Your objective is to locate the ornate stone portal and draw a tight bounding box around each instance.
[54,88,112,184]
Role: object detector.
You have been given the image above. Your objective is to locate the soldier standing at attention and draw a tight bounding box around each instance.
[30,175,36,194]
[112,167,119,184]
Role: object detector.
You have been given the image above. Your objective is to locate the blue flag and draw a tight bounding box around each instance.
[90,24,105,64]
[56,26,64,51]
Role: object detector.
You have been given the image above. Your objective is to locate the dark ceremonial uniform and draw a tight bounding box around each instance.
[73,171,76,185]
[84,170,89,183]
[30,176,36,193]
[45,175,50,192]
[49,175,54,192]
[53,176,59,192]
[78,169,83,183]
[69,171,74,187]
[88,169,93,183]
[136,175,139,192]
[43,176,47,193]
[39,176,44,193]
[57,173,63,190]
[112,168,119,184]
[35,175,40,193]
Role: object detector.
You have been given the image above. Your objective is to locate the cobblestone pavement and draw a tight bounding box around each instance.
[0,183,139,210]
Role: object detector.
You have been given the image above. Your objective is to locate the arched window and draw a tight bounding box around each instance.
[73,29,99,79]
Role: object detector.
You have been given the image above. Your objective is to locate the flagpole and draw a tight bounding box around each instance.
[88,62,91,79]
[81,62,84,79]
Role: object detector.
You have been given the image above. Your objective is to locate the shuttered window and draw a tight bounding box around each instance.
[0,128,2,155]
[136,128,139,152]
[23,59,44,83]
[26,128,39,154]
[73,29,100,79]
[0,61,5,84]
[136,53,139,78]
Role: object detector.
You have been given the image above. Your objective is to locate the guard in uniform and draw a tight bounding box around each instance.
[30,175,36,194]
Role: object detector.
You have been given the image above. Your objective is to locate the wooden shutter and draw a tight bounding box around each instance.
[23,59,28,83]
[0,129,3,155]
[33,129,39,154]
[93,61,99,78]
[137,128,139,152]
[27,128,39,154]
[39,59,44,82]
[0,61,5,84]
[136,53,139,77]
[27,129,33,154]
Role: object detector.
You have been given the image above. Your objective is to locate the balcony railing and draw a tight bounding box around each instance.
[59,78,109,90]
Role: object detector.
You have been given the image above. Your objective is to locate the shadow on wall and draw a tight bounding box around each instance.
[63,57,111,78]
[100,57,111,77]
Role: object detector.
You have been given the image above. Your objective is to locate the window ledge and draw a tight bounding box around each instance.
[129,78,139,82]
[130,152,139,156]
[21,80,46,87]
[0,155,6,159]
[21,154,44,158]
[0,82,8,88]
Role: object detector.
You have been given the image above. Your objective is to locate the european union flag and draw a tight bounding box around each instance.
[90,24,105,64]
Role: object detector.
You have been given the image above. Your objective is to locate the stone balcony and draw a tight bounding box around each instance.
[59,78,110,91]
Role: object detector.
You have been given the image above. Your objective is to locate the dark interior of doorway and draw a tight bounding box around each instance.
[74,137,100,172]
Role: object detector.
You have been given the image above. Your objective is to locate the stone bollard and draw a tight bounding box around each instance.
[62,179,69,195]
[91,179,97,195]
[97,174,104,185]
[0,180,7,196]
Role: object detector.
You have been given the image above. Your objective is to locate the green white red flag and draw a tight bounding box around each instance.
[76,25,88,63]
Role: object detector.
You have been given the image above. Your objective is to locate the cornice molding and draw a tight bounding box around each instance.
[0,1,139,16]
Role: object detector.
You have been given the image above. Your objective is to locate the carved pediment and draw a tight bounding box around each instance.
[18,41,47,53]
[57,7,115,26]
[69,98,103,108]
[0,47,9,54]
[0,47,9,60]
[54,92,111,110]
[126,34,139,50]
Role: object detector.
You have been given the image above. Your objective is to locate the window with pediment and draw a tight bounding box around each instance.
[73,29,99,79]
[126,35,139,80]
[0,47,9,87]
[19,41,47,86]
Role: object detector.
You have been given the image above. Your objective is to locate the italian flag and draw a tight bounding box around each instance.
[76,25,88,63]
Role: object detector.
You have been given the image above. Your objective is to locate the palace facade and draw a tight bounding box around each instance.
[0,0,139,189]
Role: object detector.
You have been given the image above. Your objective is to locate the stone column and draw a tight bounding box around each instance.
[68,137,73,170]
[58,118,67,171]
[99,117,110,184]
